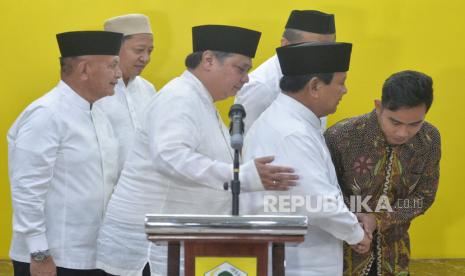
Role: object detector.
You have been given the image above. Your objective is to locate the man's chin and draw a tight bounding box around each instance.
[388,138,408,146]
[134,67,145,75]
[229,90,241,98]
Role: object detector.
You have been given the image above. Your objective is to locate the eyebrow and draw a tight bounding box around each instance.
[133,45,153,49]
[389,117,423,125]
[237,63,252,71]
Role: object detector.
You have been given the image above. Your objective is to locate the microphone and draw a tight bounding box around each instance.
[228,104,246,150]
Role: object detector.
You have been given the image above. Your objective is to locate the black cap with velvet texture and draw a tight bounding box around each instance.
[56,31,123,58]
[285,10,335,34]
[277,41,352,76]
[192,25,261,58]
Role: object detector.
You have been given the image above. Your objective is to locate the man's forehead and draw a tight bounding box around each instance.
[227,53,252,65]
[208,51,252,70]
[384,106,427,124]
[81,55,119,63]
[123,33,153,43]
[330,71,346,81]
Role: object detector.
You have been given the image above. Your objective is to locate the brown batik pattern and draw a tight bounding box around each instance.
[324,110,441,276]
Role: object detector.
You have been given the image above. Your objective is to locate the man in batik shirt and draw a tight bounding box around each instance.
[325,70,441,276]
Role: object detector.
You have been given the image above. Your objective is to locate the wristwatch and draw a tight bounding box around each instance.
[30,249,51,262]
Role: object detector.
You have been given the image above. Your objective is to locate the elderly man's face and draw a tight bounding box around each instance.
[87,55,122,100]
[210,53,252,101]
[119,33,153,81]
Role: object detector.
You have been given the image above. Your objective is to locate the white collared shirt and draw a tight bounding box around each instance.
[104,70,263,222]
[243,93,364,276]
[96,70,262,275]
[235,54,327,133]
[8,81,118,269]
[96,76,156,171]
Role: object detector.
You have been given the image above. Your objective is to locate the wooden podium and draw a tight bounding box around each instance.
[145,214,307,276]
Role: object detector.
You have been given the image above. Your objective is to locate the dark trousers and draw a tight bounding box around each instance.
[106,263,151,276]
[12,260,109,276]
[13,260,151,276]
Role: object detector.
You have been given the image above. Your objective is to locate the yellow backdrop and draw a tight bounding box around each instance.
[1,0,463,260]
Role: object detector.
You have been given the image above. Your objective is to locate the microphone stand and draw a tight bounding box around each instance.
[231,149,240,216]
[226,103,246,216]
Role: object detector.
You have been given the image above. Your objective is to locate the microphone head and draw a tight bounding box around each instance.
[229,104,246,150]
[229,104,246,119]
[230,134,243,150]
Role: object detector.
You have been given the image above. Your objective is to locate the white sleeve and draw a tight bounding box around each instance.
[276,134,364,245]
[235,80,277,133]
[148,96,263,192]
[238,159,262,192]
[8,107,60,253]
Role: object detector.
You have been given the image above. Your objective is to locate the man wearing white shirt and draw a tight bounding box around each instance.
[8,31,122,276]
[97,14,157,171]
[96,25,298,276]
[243,42,371,275]
[235,10,335,132]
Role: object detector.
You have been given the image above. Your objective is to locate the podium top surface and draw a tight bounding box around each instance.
[145,214,308,236]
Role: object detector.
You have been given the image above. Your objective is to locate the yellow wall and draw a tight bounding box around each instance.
[1,0,463,259]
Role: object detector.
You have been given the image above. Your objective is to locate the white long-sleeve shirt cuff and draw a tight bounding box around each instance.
[239,159,263,192]
[26,233,49,253]
[344,224,365,245]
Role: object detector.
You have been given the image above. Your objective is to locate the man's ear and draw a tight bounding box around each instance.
[374,99,383,115]
[307,76,321,98]
[200,50,215,71]
[76,58,90,81]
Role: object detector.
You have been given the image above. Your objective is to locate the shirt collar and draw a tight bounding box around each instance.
[271,54,283,77]
[276,93,321,130]
[116,78,127,90]
[123,76,140,91]
[58,80,92,110]
[182,70,214,104]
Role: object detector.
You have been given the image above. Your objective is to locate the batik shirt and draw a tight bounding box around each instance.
[324,110,441,276]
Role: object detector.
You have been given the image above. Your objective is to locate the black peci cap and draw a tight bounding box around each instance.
[56,31,123,58]
[277,42,352,76]
[192,25,261,58]
[285,10,335,34]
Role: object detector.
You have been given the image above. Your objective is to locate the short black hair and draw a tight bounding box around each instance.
[184,50,233,69]
[382,70,433,112]
[280,73,333,93]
